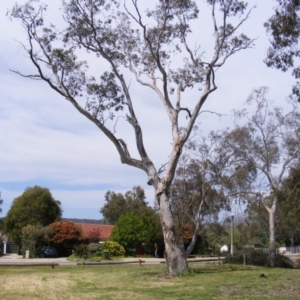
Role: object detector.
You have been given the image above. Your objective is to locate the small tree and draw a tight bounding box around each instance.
[111,211,157,255]
[46,221,83,255]
[9,0,254,275]
[21,225,52,258]
[4,186,62,245]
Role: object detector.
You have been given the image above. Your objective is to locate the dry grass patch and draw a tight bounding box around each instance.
[0,264,300,299]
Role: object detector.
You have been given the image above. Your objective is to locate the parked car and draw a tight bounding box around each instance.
[40,246,58,258]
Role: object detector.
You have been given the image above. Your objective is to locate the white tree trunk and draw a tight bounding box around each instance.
[267,204,276,267]
[158,191,189,275]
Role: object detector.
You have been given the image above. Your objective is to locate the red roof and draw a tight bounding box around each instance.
[76,223,114,241]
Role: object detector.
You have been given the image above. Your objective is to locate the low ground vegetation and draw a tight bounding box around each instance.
[1,265,300,299]
[224,250,296,269]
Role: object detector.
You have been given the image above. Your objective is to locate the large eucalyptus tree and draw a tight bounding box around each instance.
[9,0,254,275]
[221,87,300,267]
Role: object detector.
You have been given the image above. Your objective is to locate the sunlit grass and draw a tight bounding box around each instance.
[0,264,300,299]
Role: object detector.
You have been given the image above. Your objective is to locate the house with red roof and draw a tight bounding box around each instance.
[76,223,114,243]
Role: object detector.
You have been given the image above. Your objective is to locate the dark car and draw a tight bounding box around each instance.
[40,246,58,258]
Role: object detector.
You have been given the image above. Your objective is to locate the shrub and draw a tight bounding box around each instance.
[21,225,50,258]
[88,243,102,256]
[102,241,125,257]
[225,250,267,266]
[224,249,294,268]
[47,221,84,256]
[110,213,150,255]
[74,243,88,258]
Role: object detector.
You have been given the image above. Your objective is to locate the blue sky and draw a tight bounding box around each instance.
[0,0,295,220]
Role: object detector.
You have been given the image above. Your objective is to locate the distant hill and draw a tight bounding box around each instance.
[0,217,104,225]
[62,218,104,224]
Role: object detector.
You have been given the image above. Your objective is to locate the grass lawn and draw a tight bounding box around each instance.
[0,264,300,299]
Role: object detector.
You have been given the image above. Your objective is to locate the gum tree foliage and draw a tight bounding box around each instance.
[170,129,256,256]
[9,0,254,275]
[265,0,300,99]
[4,186,62,245]
[243,201,274,247]
[170,156,226,256]
[229,214,258,250]
[203,221,228,253]
[221,87,300,267]
[100,186,148,224]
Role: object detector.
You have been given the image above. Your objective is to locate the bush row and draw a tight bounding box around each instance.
[73,241,125,258]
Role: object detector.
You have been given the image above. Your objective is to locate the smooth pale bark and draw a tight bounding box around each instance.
[266,203,276,267]
[155,186,189,275]
[185,200,205,258]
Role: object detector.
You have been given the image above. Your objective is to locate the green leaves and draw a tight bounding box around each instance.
[21,224,52,257]
[110,212,156,255]
[101,241,125,257]
[102,186,161,255]
[100,186,148,224]
[4,186,62,245]
[265,0,300,100]
[86,72,125,122]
